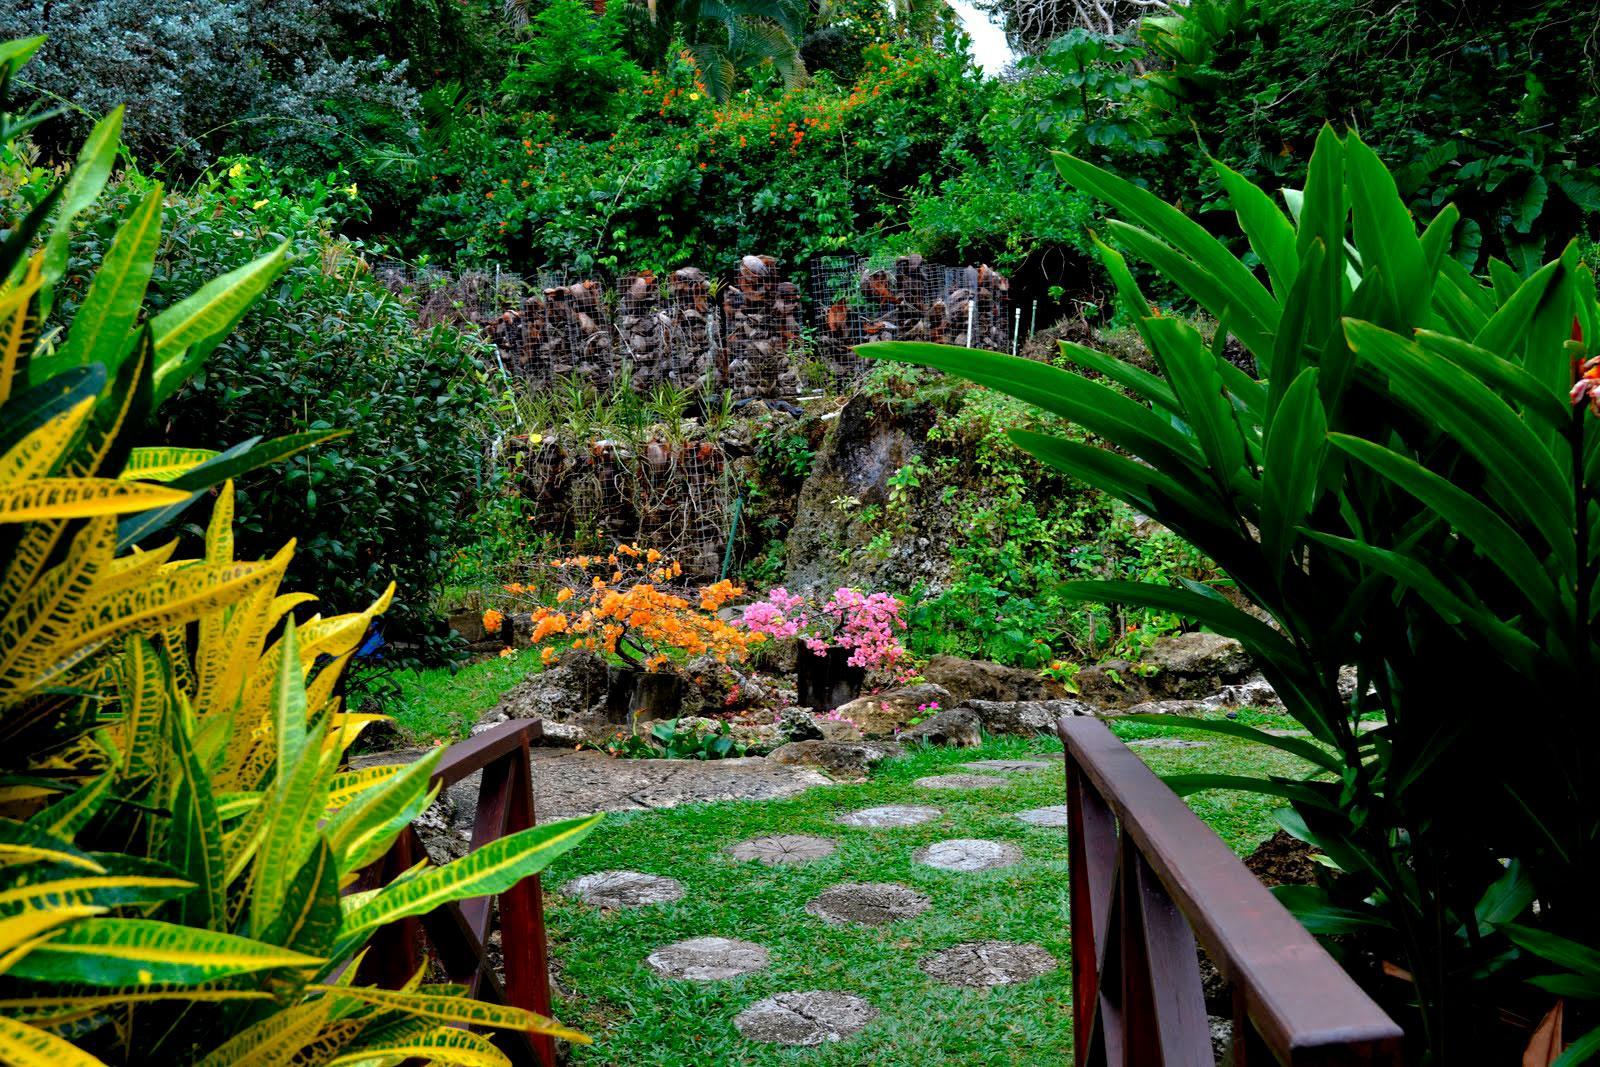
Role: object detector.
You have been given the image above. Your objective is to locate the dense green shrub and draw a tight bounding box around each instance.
[1139,0,1600,268]
[32,161,495,670]
[871,130,1600,1060]
[499,0,646,140]
[0,0,420,170]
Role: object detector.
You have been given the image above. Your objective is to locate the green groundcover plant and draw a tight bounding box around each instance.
[867,128,1600,1061]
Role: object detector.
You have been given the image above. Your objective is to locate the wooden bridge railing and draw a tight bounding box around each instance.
[358,717,556,1067]
[1059,716,1404,1066]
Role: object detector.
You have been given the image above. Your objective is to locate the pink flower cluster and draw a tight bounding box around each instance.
[741,586,907,670]
[740,587,808,639]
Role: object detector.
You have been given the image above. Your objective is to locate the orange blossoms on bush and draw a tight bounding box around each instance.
[506,546,761,673]
[482,608,504,635]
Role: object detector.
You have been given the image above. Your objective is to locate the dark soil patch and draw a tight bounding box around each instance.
[1243,830,1319,886]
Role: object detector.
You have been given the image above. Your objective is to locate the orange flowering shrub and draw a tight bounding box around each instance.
[504,546,761,673]
[482,608,504,635]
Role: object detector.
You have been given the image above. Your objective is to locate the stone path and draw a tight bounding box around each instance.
[962,759,1056,772]
[646,936,770,980]
[728,834,837,865]
[806,883,932,925]
[561,870,684,908]
[920,941,1060,987]
[1014,805,1071,828]
[914,773,1009,791]
[562,754,1069,1055]
[835,805,942,827]
[735,991,879,1046]
[914,838,1022,872]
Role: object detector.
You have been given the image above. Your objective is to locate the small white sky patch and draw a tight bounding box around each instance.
[948,0,1017,75]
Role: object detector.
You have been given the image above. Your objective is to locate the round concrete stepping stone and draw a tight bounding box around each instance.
[920,941,1059,987]
[559,870,684,909]
[1127,738,1211,750]
[962,759,1055,772]
[646,936,768,981]
[806,883,932,926]
[913,838,1022,872]
[728,834,836,866]
[734,990,877,1046]
[835,805,942,828]
[1014,805,1071,828]
[914,773,1008,791]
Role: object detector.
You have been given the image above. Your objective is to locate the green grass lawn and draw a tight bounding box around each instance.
[542,714,1313,1065]
[382,652,534,743]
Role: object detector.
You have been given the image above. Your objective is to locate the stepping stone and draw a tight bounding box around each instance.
[920,941,1060,987]
[806,883,932,926]
[734,990,878,1046]
[728,834,836,866]
[1014,805,1071,828]
[646,936,768,981]
[1127,738,1212,750]
[914,838,1022,872]
[962,759,1055,772]
[835,805,942,828]
[914,773,1008,791]
[559,870,684,909]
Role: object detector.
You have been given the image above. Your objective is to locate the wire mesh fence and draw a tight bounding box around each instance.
[377,254,1010,399]
[806,253,1012,389]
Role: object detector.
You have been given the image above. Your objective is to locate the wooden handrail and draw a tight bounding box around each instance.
[357,717,556,1067]
[1059,716,1404,1066]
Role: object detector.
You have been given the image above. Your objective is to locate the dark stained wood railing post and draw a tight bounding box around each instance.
[355,718,558,1067]
[1059,716,1405,1067]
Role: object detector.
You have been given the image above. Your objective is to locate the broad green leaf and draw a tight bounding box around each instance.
[1212,157,1298,302]
[1054,151,1279,347]
[1501,923,1600,976]
[1347,134,1428,325]
[1343,319,1573,568]
[1260,368,1324,571]
[1143,316,1247,490]
[312,984,591,1042]
[1414,331,1569,428]
[338,814,601,952]
[1162,772,1340,811]
[861,340,1204,472]
[38,107,124,313]
[1055,339,1178,411]
[1107,220,1274,358]
[166,684,227,931]
[261,840,341,957]
[323,752,440,876]
[0,1015,109,1067]
[1273,885,1392,935]
[150,243,291,402]
[1328,432,1564,621]
[1117,713,1340,772]
[325,1025,511,1067]
[5,918,321,986]
[38,188,162,382]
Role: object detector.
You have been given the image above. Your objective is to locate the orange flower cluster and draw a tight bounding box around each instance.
[505,546,762,674]
[482,608,505,635]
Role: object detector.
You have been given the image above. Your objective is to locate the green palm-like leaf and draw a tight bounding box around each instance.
[336,814,602,953]
[5,918,322,986]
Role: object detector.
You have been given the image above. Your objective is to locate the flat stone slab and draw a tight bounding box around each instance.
[559,870,684,908]
[961,759,1055,772]
[734,991,878,1046]
[914,773,1009,791]
[913,838,1022,872]
[646,936,769,981]
[1014,806,1071,828]
[835,805,942,828]
[1127,738,1212,750]
[728,834,837,866]
[920,941,1059,987]
[806,883,932,926]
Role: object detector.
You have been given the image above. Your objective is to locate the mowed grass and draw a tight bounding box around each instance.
[542,713,1311,1066]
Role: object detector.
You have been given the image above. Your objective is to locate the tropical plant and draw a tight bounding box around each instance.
[0,37,599,1062]
[865,129,1600,1060]
[623,0,808,102]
